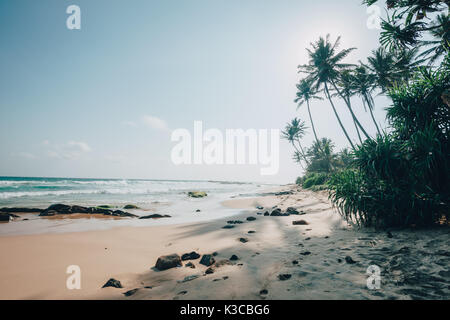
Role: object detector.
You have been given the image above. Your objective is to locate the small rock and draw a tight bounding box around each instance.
[177,290,188,295]
[286,207,299,215]
[292,220,308,225]
[260,289,268,295]
[195,209,201,212]
[222,225,235,229]
[155,254,182,270]
[139,214,171,219]
[337,258,343,263]
[199,254,216,267]
[345,256,357,264]
[270,209,283,216]
[300,251,311,256]
[278,274,292,281]
[230,255,239,261]
[305,237,311,241]
[223,276,229,280]
[205,267,215,275]
[264,211,270,216]
[102,278,122,288]
[387,231,393,238]
[185,262,196,269]
[123,288,139,297]
[292,260,299,265]
[188,191,207,198]
[227,220,244,224]
[239,238,249,243]
[212,252,218,256]
[248,230,256,234]
[246,217,256,221]
[181,251,200,261]
[256,206,264,210]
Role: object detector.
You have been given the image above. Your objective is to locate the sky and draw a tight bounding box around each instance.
[0,0,390,183]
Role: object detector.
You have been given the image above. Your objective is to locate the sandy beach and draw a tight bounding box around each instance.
[0,185,448,300]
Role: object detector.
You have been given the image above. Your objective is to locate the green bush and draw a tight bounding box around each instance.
[302,172,329,189]
[328,64,450,228]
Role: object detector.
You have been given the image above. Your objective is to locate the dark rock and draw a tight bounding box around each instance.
[278,274,292,281]
[177,290,188,295]
[0,214,13,222]
[179,275,199,283]
[300,251,311,256]
[139,214,171,219]
[292,220,308,225]
[212,252,218,256]
[256,206,264,210]
[0,207,43,213]
[292,260,299,265]
[227,220,244,224]
[275,191,293,196]
[195,209,201,212]
[257,212,263,215]
[155,254,182,270]
[40,204,72,216]
[205,267,214,274]
[337,258,343,263]
[123,204,140,209]
[123,288,139,297]
[185,262,196,269]
[286,207,300,215]
[199,254,216,267]
[223,276,229,280]
[222,225,235,229]
[387,231,393,238]
[270,208,283,216]
[102,278,123,288]
[230,255,239,261]
[345,256,357,264]
[71,205,90,213]
[248,230,256,234]
[181,251,201,261]
[239,238,249,243]
[260,289,268,295]
[246,217,256,221]
[264,212,270,216]
[305,237,311,240]
[111,210,138,218]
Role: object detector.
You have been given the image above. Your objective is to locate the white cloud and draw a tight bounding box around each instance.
[43,140,92,160]
[142,115,169,131]
[67,141,91,152]
[121,121,137,127]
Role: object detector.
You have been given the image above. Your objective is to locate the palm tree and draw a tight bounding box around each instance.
[420,13,450,65]
[306,138,338,173]
[352,64,382,135]
[334,69,371,142]
[366,47,397,92]
[281,118,309,167]
[294,78,324,153]
[298,35,356,150]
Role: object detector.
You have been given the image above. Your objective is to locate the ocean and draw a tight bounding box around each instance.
[0,177,271,235]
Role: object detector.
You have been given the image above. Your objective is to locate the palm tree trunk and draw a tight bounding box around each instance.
[291,142,309,168]
[364,94,381,135]
[330,80,371,140]
[324,83,356,150]
[353,117,363,144]
[306,99,325,154]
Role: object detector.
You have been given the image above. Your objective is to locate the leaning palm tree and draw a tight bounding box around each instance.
[298,35,356,150]
[420,13,450,65]
[352,64,382,135]
[281,118,309,167]
[294,78,324,153]
[335,69,371,142]
[366,47,397,92]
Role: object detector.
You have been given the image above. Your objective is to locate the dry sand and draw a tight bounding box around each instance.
[0,186,448,300]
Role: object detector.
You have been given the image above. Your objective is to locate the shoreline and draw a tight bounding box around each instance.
[0,185,448,300]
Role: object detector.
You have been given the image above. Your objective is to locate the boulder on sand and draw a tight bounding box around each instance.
[181,251,201,261]
[199,254,216,267]
[155,254,182,271]
[292,220,309,225]
[102,278,123,288]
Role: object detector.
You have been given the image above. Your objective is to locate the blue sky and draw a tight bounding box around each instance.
[0,0,389,183]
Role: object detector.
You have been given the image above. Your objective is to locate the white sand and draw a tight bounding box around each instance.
[0,186,448,300]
